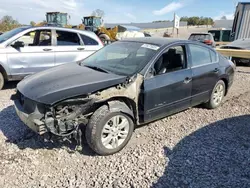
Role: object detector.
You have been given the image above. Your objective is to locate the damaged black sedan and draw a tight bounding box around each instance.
[13,38,235,155]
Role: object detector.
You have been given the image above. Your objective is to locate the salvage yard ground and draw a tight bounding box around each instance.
[0,66,250,187]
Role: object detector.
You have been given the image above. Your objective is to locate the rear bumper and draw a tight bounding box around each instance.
[14,99,45,134]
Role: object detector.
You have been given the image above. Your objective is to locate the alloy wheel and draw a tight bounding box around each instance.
[101,115,130,149]
[212,84,224,106]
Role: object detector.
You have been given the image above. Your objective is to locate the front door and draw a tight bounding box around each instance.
[54,30,100,66]
[143,44,192,122]
[6,29,55,78]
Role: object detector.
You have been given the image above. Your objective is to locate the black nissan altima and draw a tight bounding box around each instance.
[12,37,235,155]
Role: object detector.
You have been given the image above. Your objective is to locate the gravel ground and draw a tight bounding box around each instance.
[0,66,250,188]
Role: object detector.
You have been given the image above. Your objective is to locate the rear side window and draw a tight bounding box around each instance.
[56,30,81,46]
[189,44,212,66]
[81,34,98,45]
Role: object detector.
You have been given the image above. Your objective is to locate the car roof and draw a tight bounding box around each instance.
[190,32,211,35]
[121,37,187,46]
[224,38,250,49]
[22,25,95,35]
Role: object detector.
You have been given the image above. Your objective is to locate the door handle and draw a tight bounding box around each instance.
[184,77,192,84]
[77,47,85,50]
[43,48,52,51]
[213,68,219,73]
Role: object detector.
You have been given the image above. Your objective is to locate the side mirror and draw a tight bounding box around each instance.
[12,41,24,48]
[148,67,156,77]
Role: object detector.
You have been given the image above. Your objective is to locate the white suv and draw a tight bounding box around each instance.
[0,26,104,89]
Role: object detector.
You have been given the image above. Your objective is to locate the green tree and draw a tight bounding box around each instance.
[30,21,36,26]
[180,16,214,26]
[91,9,105,17]
[0,15,21,32]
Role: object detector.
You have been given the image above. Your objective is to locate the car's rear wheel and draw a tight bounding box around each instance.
[205,80,226,109]
[99,34,110,44]
[86,103,134,155]
[0,72,4,90]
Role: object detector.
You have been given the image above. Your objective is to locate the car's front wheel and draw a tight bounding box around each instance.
[86,103,134,155]
[205,80,226,109]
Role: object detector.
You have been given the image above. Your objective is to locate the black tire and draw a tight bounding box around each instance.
[86,103,134,155]
[205,80,226,109]
[0,72,4,90]
[99,34,110,43]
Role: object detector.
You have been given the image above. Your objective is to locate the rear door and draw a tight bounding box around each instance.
[188,43,220,106]
[6,29,55,77]
[54,30,101,66]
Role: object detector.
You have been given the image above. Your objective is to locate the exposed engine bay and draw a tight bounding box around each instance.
[13,74,143,147]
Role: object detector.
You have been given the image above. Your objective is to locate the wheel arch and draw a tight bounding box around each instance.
[0,64,8,80]
[94,97,138,124]
[219,76,229,96]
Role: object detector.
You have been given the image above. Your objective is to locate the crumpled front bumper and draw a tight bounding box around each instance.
[14,99,45,134]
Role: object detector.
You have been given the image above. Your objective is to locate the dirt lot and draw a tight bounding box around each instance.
[0,66,250,188]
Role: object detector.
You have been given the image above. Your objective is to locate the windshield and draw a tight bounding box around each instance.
[0,27,27,43]
[81,41,159,76]
[93,18,102,27]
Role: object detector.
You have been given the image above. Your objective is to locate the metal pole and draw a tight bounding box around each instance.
[173,13,175,38]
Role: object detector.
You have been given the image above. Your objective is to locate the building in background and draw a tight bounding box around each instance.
[213,20,233,29]
[105,21,187,30]
[231,2,250,40]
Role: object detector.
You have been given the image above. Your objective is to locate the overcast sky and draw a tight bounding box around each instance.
[0,0,238,24]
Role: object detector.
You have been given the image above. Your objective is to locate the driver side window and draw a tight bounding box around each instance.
[12,31,36,46]
[153,45,186,76]
[11,29,52,47]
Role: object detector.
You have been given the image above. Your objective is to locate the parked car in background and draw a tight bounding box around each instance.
[0,26,104,90]
[208,29,232,46]
[220,38,250,66]
[13,38,235,155]
[188,33,216,48]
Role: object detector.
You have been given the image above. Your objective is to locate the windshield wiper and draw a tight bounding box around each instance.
[84,65,109,73]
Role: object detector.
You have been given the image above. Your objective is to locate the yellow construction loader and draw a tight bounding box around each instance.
[82,16,118,42]
[35,12,84,29]
[34,13,117,42]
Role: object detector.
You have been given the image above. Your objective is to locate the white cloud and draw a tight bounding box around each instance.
[0,0,138,24]
[214,12,235,20]
[0,0,86,24]
[124,13,136,21]
[153,2,184,15]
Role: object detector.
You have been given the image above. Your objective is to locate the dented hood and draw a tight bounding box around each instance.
[17,63,127,105]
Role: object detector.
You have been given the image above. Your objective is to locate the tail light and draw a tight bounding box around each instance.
[204,40,212,45]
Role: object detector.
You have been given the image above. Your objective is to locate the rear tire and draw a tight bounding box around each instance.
[99,34,111,44]
[205,80,226,109]
[86,103,134,155]
[0,72,4,90]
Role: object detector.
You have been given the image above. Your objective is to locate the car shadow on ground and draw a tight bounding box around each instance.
[152,115,250,188]
[0,105,96,156]
[2,81,18,90]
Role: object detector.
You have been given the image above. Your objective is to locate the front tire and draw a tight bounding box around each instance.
[205,80,226,109]
[0,72,4,90]
[86,104,134,155]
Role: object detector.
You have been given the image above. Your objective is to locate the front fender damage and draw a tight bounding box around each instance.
[43,74,143,139]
